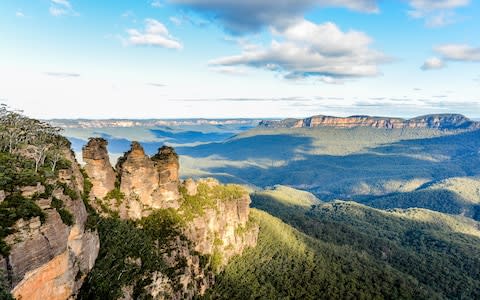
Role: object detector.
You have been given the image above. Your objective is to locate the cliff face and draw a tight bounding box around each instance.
[115,143,181,219]
[259,114,480,130]
[83,141,181,219]
[182,179,258,266]
[82,138,116,200]
[1,148,99,300]
[81,142,259,299]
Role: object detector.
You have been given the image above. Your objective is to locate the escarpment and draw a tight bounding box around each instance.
[0,147,100,300]
[80,140,259,299]
[259,114,480,130]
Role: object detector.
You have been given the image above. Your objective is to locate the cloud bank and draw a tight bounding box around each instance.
[210,20,389,81]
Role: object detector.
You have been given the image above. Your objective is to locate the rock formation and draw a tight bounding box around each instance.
[1,147,99,300]
[83,142,182,219]
[258,114,480,130]
[182,179,259,265]
[82,138,116,199]
[81,141,259,299]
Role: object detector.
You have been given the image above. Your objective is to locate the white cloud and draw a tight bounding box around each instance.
[45,72,80,78]
[421,57,445,70]
[126,19,183,50]
[210,66,249,76]
[15,11,25,17]
[152,1,163,8]
[408,0,469,27]
[49,0,77,17]
[409,0,469,11]
[49,7,68,16]
[170,16,183,26]
[209,20,389,80]
[435,44,480,62]
[51,0,72,8]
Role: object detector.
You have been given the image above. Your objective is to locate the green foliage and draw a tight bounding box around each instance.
[360,183,480,221]
[245,191,480,299]
[79,209,188,299]
[210,250,223,273]
[0,270,14,300]
[104,188,125,206]
[57,182,79,200]
[179,182,246,220]
[51,197,74,226]
[80,169,99,231]
[204,209,436,300]
[0,152,40,192]
[0,193,45,256]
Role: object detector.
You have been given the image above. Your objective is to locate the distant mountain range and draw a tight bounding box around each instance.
[258,114,480,130]
[48,119,262,128]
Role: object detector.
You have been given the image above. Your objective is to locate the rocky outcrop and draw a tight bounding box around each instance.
[183,179,259,265]
[86,142,182,219]
[82,138,116,200]
[259,114,480,130]
[116,142,180,219]
[1,147,99,300]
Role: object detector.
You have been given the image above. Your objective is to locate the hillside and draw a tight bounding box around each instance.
[212,187,480,299]
[204,209,439,299]
[359,176,480,220]
[177,127,480,200]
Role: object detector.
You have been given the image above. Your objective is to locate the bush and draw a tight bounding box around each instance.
[79,209,189,299]
[57,182,79,200]
[0,193,45,256]
[0,152,40,192]
[51,197,74,226]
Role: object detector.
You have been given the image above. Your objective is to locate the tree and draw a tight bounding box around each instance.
[49,137,69,172]
[1,103,63,172]
[0,104,30,153]
[28,121,61,173]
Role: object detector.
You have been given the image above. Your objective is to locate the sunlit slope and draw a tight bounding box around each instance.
[178,128,480,199]
[243,188,480,299]
[252,185,322,207]
[362,176,480,220]
[204,209,438,299]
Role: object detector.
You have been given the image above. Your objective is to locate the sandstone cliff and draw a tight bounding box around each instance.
[0,148,99,300]
[80,141,259,299]
[83,141,181,219]
[82,138,116,200]
[258,114,480,130]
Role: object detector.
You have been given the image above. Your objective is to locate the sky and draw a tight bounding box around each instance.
[0,0,479,119]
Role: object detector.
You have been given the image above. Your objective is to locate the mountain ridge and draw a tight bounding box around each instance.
[258,114,480,130]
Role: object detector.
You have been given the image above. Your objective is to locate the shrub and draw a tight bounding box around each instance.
[51,197,74,226]
[0,193,45,256]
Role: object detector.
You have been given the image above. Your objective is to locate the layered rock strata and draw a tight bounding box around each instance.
[1,147,99,300]
[259,114,480,130]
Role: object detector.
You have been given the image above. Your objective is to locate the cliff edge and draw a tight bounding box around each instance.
[259,114,480,130]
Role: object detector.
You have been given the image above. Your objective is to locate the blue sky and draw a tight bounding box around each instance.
[0,0,479,119]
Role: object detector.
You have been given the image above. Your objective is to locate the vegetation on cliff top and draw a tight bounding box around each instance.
[179,180,246,220]
[0,106,78,248]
